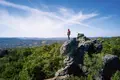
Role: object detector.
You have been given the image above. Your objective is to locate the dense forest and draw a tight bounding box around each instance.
[0,37,120,80]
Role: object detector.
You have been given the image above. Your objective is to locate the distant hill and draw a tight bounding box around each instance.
[0,37,114,49]
[0,38,66,48]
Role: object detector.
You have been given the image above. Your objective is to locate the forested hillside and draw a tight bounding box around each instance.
[0,37,120,80]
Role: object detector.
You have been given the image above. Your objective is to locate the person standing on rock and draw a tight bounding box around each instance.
[67,29,71,40]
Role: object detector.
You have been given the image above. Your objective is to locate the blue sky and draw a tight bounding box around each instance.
[0,0,120,37]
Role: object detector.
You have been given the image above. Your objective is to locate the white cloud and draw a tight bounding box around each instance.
[0,0,109,37]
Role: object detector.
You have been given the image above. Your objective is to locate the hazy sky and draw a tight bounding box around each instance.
[0,0,120,37]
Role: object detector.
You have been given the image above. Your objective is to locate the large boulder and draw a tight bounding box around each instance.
[101,54,120,80]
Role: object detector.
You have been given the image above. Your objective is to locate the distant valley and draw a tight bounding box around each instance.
[0,38,67,48]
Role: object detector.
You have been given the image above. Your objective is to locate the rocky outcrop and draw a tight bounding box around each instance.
[46,33,120,80]
[55,33,103,79]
